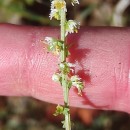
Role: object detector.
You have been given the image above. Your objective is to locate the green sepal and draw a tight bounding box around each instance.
[53,105,64,116]
[57,40,64,47]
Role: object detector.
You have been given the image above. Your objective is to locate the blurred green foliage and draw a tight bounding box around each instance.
[0,0,129,26]
[0,0,51,25]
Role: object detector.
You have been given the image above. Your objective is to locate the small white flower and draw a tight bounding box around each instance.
[52,73,61,82]
[59,63,65,68]
[44,37,63,55]
[51,0,66,9]
[51,0,66,10]
[71,0,79,6]
[71,75,83,95]
[65,20,80,36]
[50,0,67,20]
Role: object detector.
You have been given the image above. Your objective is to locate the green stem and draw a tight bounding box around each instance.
[60,8,71,130]
[60,9,66,62]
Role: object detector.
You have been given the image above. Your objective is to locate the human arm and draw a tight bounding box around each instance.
[0,24,129,113]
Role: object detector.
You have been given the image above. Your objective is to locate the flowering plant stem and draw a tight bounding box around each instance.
[60,8,71,130]
[44,0,83,130]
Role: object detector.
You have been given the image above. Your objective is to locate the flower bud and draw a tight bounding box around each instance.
[71,0,79,6]
[52,73,61,82]
[65,20,80,36]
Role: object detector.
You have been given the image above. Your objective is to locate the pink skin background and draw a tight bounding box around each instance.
[0,24,130,113]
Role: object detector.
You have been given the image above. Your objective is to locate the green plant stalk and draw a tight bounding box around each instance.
[60,8,71,130]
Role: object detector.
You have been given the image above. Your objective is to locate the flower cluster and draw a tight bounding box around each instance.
[52,62,75,82]
[53,104,69,116]
[59,62,75,74]
[44,37,63,55]
[49,0,80,37]
[65,20,80,36]
[49,0,79,20]
[50,0,67,20]
[52,62,84,95]
[71,75,84,95]
[44,37,71,58]
[52,73,84,95]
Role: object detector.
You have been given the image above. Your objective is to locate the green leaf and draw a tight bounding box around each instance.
[57,41,63,47]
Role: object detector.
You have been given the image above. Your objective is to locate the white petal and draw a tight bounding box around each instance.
[45,37,54,44]
[52,73,60,82]
[59,63,65,68]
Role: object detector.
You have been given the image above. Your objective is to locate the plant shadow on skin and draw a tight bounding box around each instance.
[67,32,109,109]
